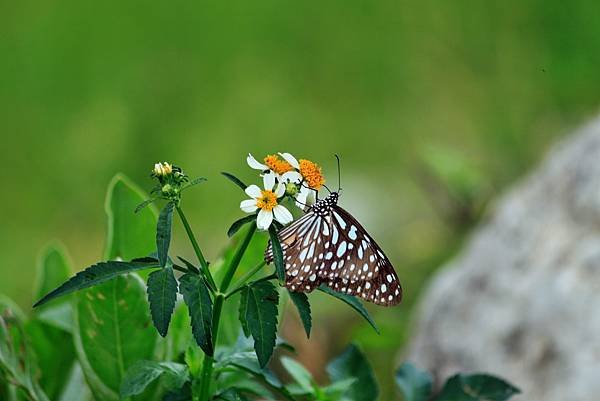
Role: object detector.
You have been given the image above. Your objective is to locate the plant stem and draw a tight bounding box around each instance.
[225,261,266,299]
[197,223,257,401]
[176,206,217,290]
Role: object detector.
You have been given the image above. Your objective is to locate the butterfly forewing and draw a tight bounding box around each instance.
[265,211,327,292]
[265,192,402,306]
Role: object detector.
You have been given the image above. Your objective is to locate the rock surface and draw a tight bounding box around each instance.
[407,117,600,401]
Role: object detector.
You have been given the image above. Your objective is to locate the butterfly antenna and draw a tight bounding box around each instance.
[334,154,342,192]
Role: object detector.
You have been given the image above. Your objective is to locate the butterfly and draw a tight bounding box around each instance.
[265,191,402,306]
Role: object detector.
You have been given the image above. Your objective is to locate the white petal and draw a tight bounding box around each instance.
[281,171,302,184]
[306,189,317,205]
[273,205,293,225]
[247,153,268,170]
[240,199,258,213]
[275,183,285,197]
[245,184,262,199]
[279,152,300,169]
[256,209,273,230]
[295,187,309,209]
[263,172,276,191]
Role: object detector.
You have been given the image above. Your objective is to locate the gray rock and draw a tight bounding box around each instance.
[406,117,600,401]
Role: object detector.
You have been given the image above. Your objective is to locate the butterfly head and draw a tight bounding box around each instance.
[310,191,339,216]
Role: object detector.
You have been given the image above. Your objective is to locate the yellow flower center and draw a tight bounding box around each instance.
[264,154,293,175]
[256,190,278,211]
[299,159,325,189]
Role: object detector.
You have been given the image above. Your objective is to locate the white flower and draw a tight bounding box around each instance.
[153,162,173,176]
[295,184,317,210]
[240,173,293,230]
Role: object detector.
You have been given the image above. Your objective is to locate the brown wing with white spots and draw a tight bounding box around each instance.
[265,211,329,293]
[320,206,402,306]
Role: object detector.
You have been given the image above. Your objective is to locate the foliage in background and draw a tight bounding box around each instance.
[0,175,519,401]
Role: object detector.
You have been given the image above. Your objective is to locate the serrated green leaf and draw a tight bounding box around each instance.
[104,174,158,261]
[163,382,192,401]
[288,291,311,338]
[33,260,158,307]
[228,215,257,238]
[281,356,314,393]
[179,273,214,356]
[436,373,520,401]
[395,363,433,401]
[326,344,378,401]
[73,275,160,401]
[147,266,178,337]
[221,172,248,191]
[238,281,279,368]
[185,177,207,188]
[157,202,174,267]
[120,361,189,398]
[134,198,157,214]
[317,285,379,334]
[268,226,285,282]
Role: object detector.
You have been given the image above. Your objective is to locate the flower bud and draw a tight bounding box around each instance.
[285,182,299,196]
[161,184,173,195]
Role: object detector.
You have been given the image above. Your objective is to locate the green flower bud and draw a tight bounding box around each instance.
[285,182,299,196]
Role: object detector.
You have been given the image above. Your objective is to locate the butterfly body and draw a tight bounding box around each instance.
[265,192,402,306]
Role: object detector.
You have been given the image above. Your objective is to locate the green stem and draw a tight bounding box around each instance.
[176,206,217,290]
[225,261,266,299]
[198,223,257,401]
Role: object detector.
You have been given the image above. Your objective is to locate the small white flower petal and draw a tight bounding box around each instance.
[257,209,274,230]
[295,187,309,209]
[263,172,276,191]
[306,188,317,205]
[280,171,302,184]
[273,205,293,225]
[247,153,268,170]
[279,152,300,169]
[240,199,258,213]
[245,184,262,199]
[275,183,285,197]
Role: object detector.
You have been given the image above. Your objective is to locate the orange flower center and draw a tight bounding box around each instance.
[299,159,325,189]
[264,154,293,175]
[256,190,278,211]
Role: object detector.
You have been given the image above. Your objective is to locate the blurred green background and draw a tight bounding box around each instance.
[2,0,600,398]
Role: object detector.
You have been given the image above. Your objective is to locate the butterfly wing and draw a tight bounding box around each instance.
[321,205,402,306]
[265,211,328,292]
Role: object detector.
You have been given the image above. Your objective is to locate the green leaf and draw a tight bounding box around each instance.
[326,344,379,401]
[147,266,178,337]
[157,202,175,267]
[0,300,50,401]
[228,215,257,238]
[280,356,314,393]
[323,378,357,399]
[29,243,76,399]
[33,260,158,307]
[179,273,214,356]
[177,256,200,274]
[134,198,157,214]
[73,274,160,401]
[120,361,189,398]
[58,363,93,401]
[436,374,520,401]
[268,226,285,282]
[34,243,72,306]
[394,363,433,401]
[238,281,279,367]
[185,176,208,189]
[221,171,248,191]
[104,174,158,261]
[288,291,311,338]
[317,285,379,334]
